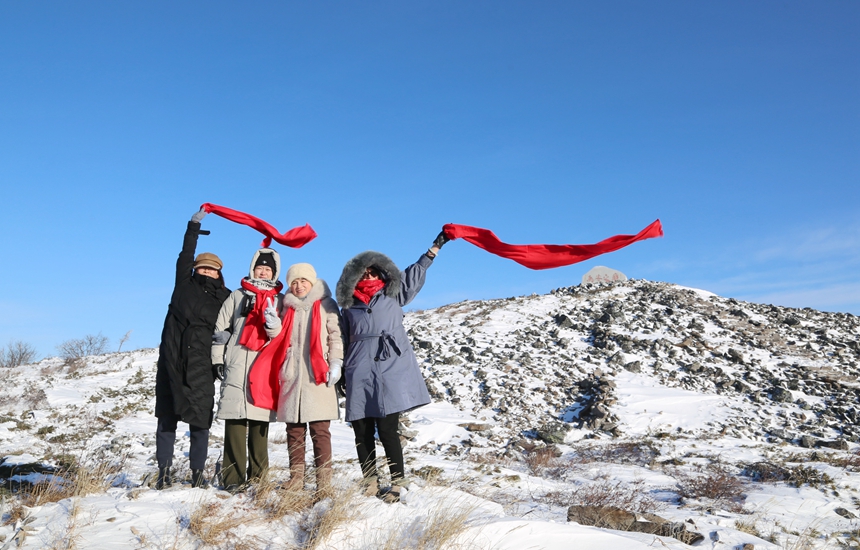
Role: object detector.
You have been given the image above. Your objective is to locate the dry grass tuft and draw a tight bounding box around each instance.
[188,500,250,547]
[301,477,362,550]
[18,456,124,507]
[250,469,315,519]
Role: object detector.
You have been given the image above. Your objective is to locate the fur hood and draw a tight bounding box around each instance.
[336,251,401,309]
[282,279,333,310]
[247,247,281,281]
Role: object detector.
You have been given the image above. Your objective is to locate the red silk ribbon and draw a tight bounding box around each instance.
[442,220,663,270]
[201,203,317,248]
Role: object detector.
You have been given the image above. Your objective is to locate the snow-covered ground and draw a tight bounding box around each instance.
[0,279,859,549]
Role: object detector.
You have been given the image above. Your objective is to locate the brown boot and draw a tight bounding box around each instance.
[285,464,305,491]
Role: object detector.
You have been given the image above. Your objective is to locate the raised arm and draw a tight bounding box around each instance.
[396,230,450,307]
[175,209,209,286]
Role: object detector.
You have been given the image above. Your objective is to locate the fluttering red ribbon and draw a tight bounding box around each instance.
[442,220,663,270]
[201,203,317,248]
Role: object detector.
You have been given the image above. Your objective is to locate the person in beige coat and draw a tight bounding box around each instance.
[264,263,343,491]
[211,248,283,491]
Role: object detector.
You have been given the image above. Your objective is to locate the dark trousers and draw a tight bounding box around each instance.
[156,414,209,471]
[222,419,269,487]
[352,413,404,483]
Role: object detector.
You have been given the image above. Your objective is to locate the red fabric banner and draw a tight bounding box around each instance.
[442,219,663,270]
[201,203,317,249]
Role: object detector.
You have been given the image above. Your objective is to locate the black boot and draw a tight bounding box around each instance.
[191,469,207,488]
[156,467,172,490]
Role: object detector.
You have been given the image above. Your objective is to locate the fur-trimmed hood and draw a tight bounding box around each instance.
[336,251,401,309]
[247,247,281,281]
[282,279,333,310]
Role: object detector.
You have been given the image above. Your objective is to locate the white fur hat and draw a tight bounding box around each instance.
[286,263,317,286]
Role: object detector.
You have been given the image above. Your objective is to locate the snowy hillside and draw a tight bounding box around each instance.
[0,279,858,549]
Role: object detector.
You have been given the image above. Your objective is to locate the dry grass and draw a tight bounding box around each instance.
[188,500,255,548]
[17,456,124,507]
[545,478,665,513]
[301,477,362,550]
[379,498,483,550]
[45,498,85,550]
[250,468,315,519]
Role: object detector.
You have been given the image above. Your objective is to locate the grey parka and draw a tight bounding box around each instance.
[336,251,433,422]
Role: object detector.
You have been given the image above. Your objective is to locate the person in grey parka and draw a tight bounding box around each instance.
[211,248,283,491]
[335,230,449,501]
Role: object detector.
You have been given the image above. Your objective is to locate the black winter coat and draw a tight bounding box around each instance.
[155,221,230,428]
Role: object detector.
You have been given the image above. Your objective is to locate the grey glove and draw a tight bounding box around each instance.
[432,230,450,249]
[212,331,231,345]
[191,208,207,223]
[327,360,342,387]
[213,363,225,381]
[264,297,281,328]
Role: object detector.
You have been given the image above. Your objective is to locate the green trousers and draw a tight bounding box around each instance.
[222,419,269,487]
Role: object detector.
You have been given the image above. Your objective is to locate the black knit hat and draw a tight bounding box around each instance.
[255,252,275,271]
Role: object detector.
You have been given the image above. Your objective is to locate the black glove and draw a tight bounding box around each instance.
[213,364,225,381]
[432,230,450,249]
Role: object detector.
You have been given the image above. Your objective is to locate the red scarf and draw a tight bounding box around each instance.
[353,279,386,304]
[248,300,328,410]
[202,203,317,249]
[238,279,284,351]
[441,220,663,270]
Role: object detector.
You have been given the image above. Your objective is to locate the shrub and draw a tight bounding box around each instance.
[546,478,665,513]
[57,333,108,364]
[0,340,38,368]
[674,462,746,512]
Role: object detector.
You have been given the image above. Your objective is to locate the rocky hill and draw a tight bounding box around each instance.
[406,279,860,449]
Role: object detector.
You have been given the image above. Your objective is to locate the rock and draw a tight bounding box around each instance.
[741,544,755,550]
[800,435,819,448]
[567,505,703,545]
[727,348,745,364]
[624,361,641,373]
[834,507,857,519]
[770,387,793,403]
[459,422,493,433]
[537,421,570,444]
[817,439,849,450]
[554,314,574,329]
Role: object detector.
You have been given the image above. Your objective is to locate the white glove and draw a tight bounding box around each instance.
[264,297,280,328]
[327,360,342,387]
[191,208,207,223]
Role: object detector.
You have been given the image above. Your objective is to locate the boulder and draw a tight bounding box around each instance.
[567,505,703,545]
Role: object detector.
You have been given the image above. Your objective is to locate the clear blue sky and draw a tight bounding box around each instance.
[1,2,857,357]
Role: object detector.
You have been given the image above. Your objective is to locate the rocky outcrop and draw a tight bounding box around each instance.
[567,505,704,545]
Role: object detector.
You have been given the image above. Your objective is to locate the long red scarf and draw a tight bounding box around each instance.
[238,279,284,351]
[442,220,663,270]
[353,279,386,304]
[202,203,317,248]
[248,300,328,411]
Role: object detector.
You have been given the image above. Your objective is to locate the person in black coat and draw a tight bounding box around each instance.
[155,209,231,489]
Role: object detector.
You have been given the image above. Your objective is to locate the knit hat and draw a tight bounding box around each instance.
[255,252,276,271]
[194,252,223,271]
[286,263,317,286]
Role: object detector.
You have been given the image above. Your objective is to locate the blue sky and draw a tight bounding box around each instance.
[1,2,857,357]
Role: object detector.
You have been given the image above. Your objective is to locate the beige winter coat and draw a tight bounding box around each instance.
[211,248,282,422]
[274,279,343,423]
